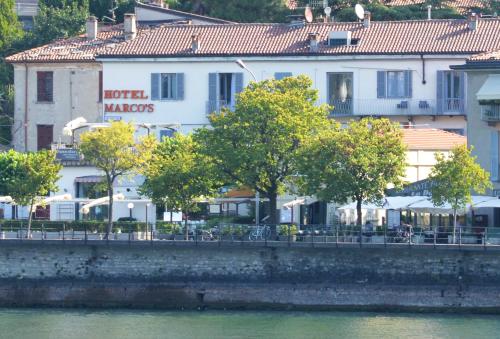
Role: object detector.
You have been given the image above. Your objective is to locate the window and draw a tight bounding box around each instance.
[377,70,412,99]
[151,73,184,100]
[207,73,243,113]
[327,72,353,115]
[275,72,292,80]
[161,73,178,100]
[159,129,176,140]
[219,73,233,105]
[37,124,53,151]
[436,71,465,113]
[37,71,53,102]
[98,71,103,102]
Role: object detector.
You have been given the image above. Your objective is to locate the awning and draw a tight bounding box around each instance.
[477,75,500,101]
[74,175,104,183]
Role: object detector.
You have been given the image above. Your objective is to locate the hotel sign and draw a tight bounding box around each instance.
[104,90,154,113]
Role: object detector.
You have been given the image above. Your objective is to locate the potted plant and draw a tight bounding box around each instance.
[278,224,298,242]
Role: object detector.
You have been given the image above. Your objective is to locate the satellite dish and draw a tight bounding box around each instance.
[305,5,314,23]
[324,6,332,16]
[355,4,365,20]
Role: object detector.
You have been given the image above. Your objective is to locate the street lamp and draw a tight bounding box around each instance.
[127,202,134,219]
[235,59,257,81]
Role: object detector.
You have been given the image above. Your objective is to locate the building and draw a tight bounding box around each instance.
[14,0,38,30]
[6,13,500,224]
[402,128,466,182]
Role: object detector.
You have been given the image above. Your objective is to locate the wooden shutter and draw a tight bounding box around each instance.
[45,72,53,102]
[404,70,412,98]
[436,71,445,114]
[37,71,53,102]
[176,73,184,100]
[377,71,386,98]
[492,131,499,182]
[37,125,53,151]
[275,72,293,80]
[234,72,244,94]
[98,71,103,102]
[208,73,217,101]
[151,73,160,100]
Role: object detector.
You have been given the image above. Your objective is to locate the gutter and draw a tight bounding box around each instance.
[451,61,500,70]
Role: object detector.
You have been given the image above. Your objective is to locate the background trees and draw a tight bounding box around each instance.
[141,133,221,240]
[79,121,154,238]
[196,75,330,230]
[298,117,407,226]
[430,145,491,243]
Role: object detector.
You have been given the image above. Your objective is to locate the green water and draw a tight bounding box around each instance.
[0,309,499,339]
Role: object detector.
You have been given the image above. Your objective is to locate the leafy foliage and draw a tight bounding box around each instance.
[298,117,407,225]
[196,75,330,226]
[79,121,154,236]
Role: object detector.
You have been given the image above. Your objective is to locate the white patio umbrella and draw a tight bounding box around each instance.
[29,194,72,212]
[62,117,87,136]
[0,196,13,203]
[79,193,125,215]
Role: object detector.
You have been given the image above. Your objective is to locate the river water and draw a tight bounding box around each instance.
[0,309,499,339]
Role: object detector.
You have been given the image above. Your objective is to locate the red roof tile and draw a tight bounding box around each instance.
[8,19,500,63]
[385,0,484,13]
[469,49,500,61]
[402,128,466,150]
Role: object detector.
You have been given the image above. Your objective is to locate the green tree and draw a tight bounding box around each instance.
[298,117,407,226]
[429,145,491,243]
[0,0,23,51]
[196,75,330,231]
[141,133,221,240]
[79,121,154,238]
[0,150,61,236]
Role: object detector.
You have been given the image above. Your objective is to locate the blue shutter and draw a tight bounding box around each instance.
[176,73,184,100]
[151,73,160,100]
[209,73,217,101]
[234,72,244,94]
[404,70,412,98]
[275,72,293,80]
[436,71,444,114]
[459,71,466,113]
[377,71,386,98]
[492,131,499,182]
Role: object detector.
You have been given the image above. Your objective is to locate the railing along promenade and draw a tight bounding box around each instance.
[1,223,499,249]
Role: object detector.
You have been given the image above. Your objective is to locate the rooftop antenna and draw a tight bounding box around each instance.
[355,3,365,21]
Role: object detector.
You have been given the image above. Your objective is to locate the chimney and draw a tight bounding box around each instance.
[468,12,478,30]
[427,5,432,20]
[191,33,200,53]
[124,13,137,40]
[86,16,98,40]
[308,32,320,52]
[363,11,371,28]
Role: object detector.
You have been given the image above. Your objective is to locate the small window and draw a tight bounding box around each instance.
[387,71,405,98]
[161,73,178,100]
[275,72,292,80]
[37,71,53,102]
[160,129,176,140]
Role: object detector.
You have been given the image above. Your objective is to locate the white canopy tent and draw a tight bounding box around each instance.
[337,196,427,211]
[79,193,125,215]
[407,196,497,215]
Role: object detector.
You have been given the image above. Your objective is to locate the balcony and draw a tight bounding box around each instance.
[328,98,465,117]
[15,2,38,17]
[206,100,234,115]
[481,105,500,122]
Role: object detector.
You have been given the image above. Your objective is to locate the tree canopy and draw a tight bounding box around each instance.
[196,75,330,228]
[298,117,407,226]
[79,121,154,237]
[429,144,491,242]
[141,133,221,239]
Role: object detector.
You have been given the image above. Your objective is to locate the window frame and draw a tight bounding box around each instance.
[36,71,54,103]
[386,70,406,99]
[160,73,178,100]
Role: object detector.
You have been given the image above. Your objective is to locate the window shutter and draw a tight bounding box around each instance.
[151,73,160,100]
[98,71,103,102]
[37,72,44,102]
[459,71,466,113]
[436,71,444,114]
[404,70,412,98]
[234,72,244,94]
[275,72,293,80]
[491,131,499,182]
[46,72,53,102]
[377,71,386,98]
[209,73,217,102]
[176,73,184,100]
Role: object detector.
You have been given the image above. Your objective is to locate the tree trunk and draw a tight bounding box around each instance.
[106,183,113,239]
[453,209,457,244]
[27,198,35,239]
[184,210,189,241]
[356,198,363,227]
[268,191,278,239]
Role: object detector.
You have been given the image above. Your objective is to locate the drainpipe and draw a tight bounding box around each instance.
[24,63,28,152]
[420,54,426,85]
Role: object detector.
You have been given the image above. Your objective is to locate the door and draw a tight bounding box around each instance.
[37,125,53,151]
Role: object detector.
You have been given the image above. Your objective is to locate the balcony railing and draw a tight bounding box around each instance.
[327,98,465,117]
[481,105,500,122]
[206,100,233,115]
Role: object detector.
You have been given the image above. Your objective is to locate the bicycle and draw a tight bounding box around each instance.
[249,225,271,241]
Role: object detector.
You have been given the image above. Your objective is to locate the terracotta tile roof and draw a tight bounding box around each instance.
[402,128,466,150]
[8,19,500,63]
[469,49,500,61]
[385,0,484,13]
[98,19,500,58]
[6,25,129,63]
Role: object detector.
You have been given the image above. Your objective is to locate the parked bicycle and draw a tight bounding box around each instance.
[249,226,271,241]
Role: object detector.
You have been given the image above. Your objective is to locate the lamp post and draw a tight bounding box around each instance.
[127,202,134,219]
[235,59,259,226]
